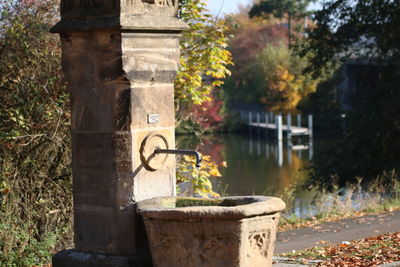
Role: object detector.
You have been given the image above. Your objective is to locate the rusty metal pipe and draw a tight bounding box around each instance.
[154,149,202,168]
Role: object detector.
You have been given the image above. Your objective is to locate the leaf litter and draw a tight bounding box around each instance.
[281,232,400,266]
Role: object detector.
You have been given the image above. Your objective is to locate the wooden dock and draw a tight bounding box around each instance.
[240,111,313,141]
[248,122,310,135]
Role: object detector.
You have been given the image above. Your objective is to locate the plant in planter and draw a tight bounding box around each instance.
[137,196,286,267]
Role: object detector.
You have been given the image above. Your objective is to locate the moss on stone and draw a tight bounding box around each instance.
[175,198,224,208]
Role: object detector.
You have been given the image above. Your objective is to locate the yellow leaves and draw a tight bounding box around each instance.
[177,153,227,198]
[202,155,211,161]
[276,65,295,85]
[258,44,320,113]
[175,0,233,107]
[209,168,222,177]
[183,155,195,162]
[265,64,318,113]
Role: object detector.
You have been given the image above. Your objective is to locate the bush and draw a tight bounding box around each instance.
[0,1,73,265]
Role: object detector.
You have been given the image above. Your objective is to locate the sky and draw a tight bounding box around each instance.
[206,0,323,16]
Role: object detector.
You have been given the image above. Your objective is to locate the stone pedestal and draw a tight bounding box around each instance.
[52,250,152,267]
[51,1,187,266]
[137,196,286,267]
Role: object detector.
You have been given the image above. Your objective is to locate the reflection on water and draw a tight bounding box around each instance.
[248,138,314,167]
[177,133,318,218]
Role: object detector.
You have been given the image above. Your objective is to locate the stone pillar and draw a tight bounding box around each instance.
[51,1,187,266]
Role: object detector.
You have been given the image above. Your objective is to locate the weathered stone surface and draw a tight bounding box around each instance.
[73,205,150,255]
[53,0,186,263]
[133,129,175,168]
[72,132,132,173]
[133,169,175,201]
[133,129,176,201]
[130,86,175,128]
[61,0,178,19]
[52,0,188,33]
[137,196,286,267]
[61,33,126,87]
[52,249,152,267]
[74,206,116,253]
[139,133,169,171]
[121,33,180,50]
[73,171,137,208]
[61,31,122,53]
[241,215,279,267]
[74,176,116,207]
[70,86,131,132]
[144,219,242,266]
[61,1,120,19]
[138,196,286,220]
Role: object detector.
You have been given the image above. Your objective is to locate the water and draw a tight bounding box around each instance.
[177,133,319,218]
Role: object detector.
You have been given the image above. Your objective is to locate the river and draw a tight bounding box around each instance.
[178,133,320,218]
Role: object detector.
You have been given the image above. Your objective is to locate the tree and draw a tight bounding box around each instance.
[299,0,400,76]
[249,0,315,46]
[298,0,400,187]
[176,0,233,132]
[222,12,318,112]
[222,15,288,105]
[258,43,318,112]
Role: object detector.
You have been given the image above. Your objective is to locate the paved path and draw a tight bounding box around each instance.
[275,210,400,254]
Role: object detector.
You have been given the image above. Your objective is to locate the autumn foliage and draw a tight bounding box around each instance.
[177,155,227,198]
[223,12,318,113]
[286,232,400,267]
[175,0,232,132]
[262,64,318,112]
[227,19,288,76]
[192,98,224,129]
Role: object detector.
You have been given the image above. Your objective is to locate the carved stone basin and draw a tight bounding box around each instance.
[137,196,286,267]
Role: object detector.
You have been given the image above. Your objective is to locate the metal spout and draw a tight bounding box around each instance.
[154,149,202,167]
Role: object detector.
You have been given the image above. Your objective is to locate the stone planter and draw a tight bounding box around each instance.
[137,196,286,267]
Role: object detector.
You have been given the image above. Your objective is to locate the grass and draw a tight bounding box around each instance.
[277,176,400,231]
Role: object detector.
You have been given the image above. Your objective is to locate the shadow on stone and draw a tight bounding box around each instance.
[52,249,152,267]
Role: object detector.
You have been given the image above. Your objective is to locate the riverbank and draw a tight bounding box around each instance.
[277,177,400,232]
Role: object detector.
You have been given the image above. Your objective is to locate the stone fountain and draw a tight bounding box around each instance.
[51,1,285,266]
[51,0,187,265]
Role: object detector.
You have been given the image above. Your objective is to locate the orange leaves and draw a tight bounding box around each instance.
[263,64,311,112]
[269,65,295,91]
[258,44,319,113]
[287,232,400,267]
[338,243,350,248]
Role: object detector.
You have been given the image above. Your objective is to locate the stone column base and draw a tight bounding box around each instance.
[52,250,152,267]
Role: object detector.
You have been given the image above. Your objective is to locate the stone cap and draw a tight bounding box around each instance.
[137,196,286,220]
[51,0,189,33]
